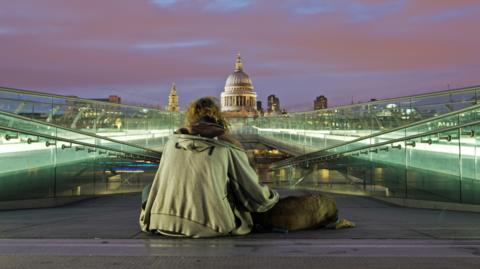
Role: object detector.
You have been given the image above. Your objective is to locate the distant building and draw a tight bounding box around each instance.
[166,82,180,112]
[220,53,258,118]
[108,95,122,104]
[267,95,280,114]
[91,95,122,104]
[256,101,264,116]
[314,95,328,110]
[256,100,263,112]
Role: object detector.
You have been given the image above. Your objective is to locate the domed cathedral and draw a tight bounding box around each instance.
[220,53,258,118]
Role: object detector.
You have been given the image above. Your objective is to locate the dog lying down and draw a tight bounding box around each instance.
[252,193,355,232]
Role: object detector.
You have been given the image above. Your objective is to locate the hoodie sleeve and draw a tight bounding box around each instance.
[227,148,279,213]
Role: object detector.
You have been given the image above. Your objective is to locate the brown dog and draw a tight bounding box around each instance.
[252,193,354,232]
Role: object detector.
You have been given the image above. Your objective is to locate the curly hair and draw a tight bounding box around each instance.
[184,97,230,131]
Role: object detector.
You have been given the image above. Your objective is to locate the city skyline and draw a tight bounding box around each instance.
[1,0,479,111]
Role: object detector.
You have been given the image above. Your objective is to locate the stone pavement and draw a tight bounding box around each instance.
[1,190,480,268]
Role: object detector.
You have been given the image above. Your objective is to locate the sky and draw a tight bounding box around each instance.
[0,0,479,111]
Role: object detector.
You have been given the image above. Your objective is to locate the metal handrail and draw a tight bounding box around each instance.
[261,85,479,116]
[0,86,175,113]
[267,102,480,167]
[0,125,161,161]
[0,110,163,156]
[271,119,480,169]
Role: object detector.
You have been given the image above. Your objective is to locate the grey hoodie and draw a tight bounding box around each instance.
[139,134,279,237]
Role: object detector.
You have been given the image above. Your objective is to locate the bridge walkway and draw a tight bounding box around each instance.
[1,190,480,268]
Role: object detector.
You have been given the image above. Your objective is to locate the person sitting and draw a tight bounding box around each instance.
[140,97,279,237]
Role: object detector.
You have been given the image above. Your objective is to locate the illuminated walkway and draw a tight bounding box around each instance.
[1,190,480,268]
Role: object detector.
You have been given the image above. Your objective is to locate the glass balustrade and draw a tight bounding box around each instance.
[0,125,160,203]
[273,104,480,168]
[235,85,480,154]
[0,87,184,150]
[0,110,160,156]
[270,119,480,205]
[2,85,480,206]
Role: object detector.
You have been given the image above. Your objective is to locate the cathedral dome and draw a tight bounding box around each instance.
[220,53,257,117]
[225,71,252,87]
[224,53,253,90]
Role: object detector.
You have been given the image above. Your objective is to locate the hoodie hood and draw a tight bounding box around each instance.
[176,116,226,139]
[190,122,225,138]
[174,116,244,149]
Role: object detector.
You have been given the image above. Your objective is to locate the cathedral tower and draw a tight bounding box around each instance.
[166,82,179,112]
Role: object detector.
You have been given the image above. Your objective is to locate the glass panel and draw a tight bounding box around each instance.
[55,141,95,197]
[0,131,55,201]
[460,125,480,204]
[371,142,407,198]
[405,131,460,202]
